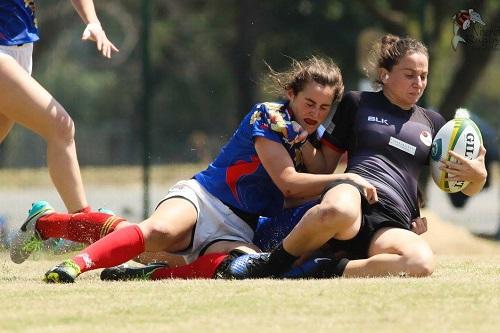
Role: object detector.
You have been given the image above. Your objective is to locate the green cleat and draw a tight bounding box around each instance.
[10,201,55,264]
[44,260,81,283]
[100,262,168,281]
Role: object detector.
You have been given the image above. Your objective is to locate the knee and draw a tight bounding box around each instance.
[52,112,75,144]
[44,106,75,145]
[313,199,358,231]
[404,249,435,277]
[139,220,182,252]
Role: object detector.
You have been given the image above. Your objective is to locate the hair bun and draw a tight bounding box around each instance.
[381,34,399,52]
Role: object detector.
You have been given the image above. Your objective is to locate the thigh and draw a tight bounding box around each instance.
[140,197,198,253]
[368,227,433,258]
[204,240,260,255]
[0,54,69,138]
[0,114,14,142]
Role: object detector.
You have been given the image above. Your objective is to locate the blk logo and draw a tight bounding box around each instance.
[368,116,389,126]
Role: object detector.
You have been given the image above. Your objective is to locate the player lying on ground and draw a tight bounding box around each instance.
[12,56,378,282]
[103,35,484,281]
[224,34,487,279]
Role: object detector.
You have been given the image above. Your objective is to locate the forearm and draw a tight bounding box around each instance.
[71,0,100,24]
[279,170,352,200]
[300,141,328,174]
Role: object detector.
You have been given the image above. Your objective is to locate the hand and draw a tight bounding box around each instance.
[291,121,308,145]
[343,173,378,204]
[440,146,487,184]
[82,22,119,58]
[411,216,427,235]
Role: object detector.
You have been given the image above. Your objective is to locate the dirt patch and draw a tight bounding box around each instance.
[421,208,500,255]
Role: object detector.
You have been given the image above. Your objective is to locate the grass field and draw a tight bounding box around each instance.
[1,252,500,333]
[1,165,499,332]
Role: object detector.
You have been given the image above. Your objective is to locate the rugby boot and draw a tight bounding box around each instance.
[10,201,54,264]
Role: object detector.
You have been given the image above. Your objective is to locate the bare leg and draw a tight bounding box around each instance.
[139,198,198,252]
[343,227,435,277]
[0,54,87,212]
[0,114,14,143]
[204,240,260,254]
[283,184,362,256]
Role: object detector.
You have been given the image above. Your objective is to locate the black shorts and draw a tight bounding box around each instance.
[321,179,408,260]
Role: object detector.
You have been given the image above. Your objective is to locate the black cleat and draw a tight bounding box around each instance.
[100,262,168,281]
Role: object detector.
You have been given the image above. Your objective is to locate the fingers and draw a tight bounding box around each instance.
[82,24,119,59]
[440,158,465,173]
[363,185,378,204]
[294,130,308,144]
[369,185,378,203]
[447,150,467,163]
[411,217,427,235]
[478,145,487,157]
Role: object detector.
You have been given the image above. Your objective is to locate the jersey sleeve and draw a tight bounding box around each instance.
[322,91,360,153]
[250,103,301,145]
[424,109,447,165]
[425,109,446,136]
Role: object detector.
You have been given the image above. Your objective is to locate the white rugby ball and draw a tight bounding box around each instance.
[430,117,483,193]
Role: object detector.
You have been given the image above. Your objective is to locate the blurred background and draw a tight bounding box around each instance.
[0,0,498,242]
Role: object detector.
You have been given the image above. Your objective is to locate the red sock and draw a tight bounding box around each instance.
[73,206,92,214]
[72,224,145,273]
[151,253,229,280]
[36,212,125,244]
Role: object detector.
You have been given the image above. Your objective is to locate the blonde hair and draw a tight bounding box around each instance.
[264,56,344,104]
[365,34,428,88]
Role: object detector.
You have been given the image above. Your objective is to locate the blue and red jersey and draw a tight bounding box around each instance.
[0,0,38,46]
[195,102,312,217]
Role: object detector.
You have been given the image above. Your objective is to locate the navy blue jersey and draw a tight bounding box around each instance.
[195,102,327,217]
[326,91,446,228]
[0,0,38,46]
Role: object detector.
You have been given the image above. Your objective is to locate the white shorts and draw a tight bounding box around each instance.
[0,43,33,74]
[158,179,254,263]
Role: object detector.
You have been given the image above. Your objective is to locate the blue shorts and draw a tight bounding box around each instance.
[253,200,318,251]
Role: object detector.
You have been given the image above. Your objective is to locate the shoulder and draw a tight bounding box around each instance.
[417,106,447,133]
[254,101,287,113]
[340,90,362,105]
[337,90,380,110]
[250,101,288,124]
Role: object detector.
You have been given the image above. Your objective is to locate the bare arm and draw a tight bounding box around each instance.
[255,137,378,203]
[70,0,119,58]
[300,140,343,174]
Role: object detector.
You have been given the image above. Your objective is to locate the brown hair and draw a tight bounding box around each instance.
[366,34,428,87]
[264,56,344,104]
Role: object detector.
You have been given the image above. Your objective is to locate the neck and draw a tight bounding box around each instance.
[382,90,413,110]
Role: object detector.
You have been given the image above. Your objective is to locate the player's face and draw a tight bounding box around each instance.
[287,81,335,134]
[383,52,428,110]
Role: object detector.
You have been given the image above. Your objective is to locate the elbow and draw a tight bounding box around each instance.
[277,171,304,200]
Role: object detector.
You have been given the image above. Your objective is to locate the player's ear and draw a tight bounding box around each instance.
[286,88,295,102]
[380,70,389,83]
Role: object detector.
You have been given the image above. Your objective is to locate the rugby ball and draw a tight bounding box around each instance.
[430,117,482,193]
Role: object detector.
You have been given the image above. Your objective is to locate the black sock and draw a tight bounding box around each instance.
[322,258,349,278]
[268,243,299,275]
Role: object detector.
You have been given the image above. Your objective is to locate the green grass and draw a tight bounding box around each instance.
[1,252,499,333]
